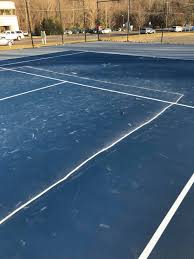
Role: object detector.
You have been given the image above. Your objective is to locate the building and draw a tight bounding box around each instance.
[0,1,19,32]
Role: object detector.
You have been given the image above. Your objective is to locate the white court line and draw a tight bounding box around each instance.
[0,81,66,102]
[0,51,84,67]
[139,172,194,259]
[176,102,194,109]
[0,97,181,226]
[67,81,183,105]
[25,66,182,96]
[0,67,7,72]
[64,81,194,109]
[0,67,64,82]
[1,66,194,109]
[0,67,176,105]
[67,49,194,61]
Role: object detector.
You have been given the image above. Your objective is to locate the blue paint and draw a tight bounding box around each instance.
[0,50,193,259]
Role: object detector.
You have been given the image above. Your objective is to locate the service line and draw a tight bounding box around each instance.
[25,66,182,96]
[66,81,185,107]
[27,66,194,109]
[0,66,188,108]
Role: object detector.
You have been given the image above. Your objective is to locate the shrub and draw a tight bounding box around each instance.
[34,18,63,36]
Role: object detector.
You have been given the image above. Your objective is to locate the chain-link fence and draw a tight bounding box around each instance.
[6,0,194,48]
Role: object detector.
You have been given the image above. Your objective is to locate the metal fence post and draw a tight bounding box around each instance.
[24,0,34,48]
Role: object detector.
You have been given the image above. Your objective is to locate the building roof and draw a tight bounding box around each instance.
[0,1,16,10]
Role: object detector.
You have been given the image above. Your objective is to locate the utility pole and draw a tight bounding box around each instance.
[83,0,87,42]
[161,0,166,44]
[127,0,131,42]
[105,5,108,28]
[57,0,64,44]
[73,1,75,27]
[24,0,34,48]
[165,1,169,29]
[25,3,28,32]
[96,0,100,41]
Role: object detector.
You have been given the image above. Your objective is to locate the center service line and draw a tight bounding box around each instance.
[0,81,66,102]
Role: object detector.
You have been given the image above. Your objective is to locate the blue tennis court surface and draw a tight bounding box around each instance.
[0,49,194,259]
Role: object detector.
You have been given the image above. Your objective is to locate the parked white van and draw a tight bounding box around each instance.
[171,26,183,32]
[0,30,23,40]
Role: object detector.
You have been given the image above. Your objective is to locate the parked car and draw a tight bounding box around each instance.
[86,28,97,34]
[171,26,183,32]
[82,28,88,33]
[101,28,112,34]
[23,31,29,36]
[140,27,156,34]
[71,28,82,34]
[0,36,14,46]
[15,30,25,39]
[0,30,22,41]
[64,30,73,35]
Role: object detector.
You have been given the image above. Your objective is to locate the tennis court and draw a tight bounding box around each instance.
[0,47,194,259]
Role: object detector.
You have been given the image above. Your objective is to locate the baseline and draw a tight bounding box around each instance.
[0,67,64,82]
[66,48,194,62]
[0,51,84,67]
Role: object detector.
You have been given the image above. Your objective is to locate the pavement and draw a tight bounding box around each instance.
[0,41,194,60]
